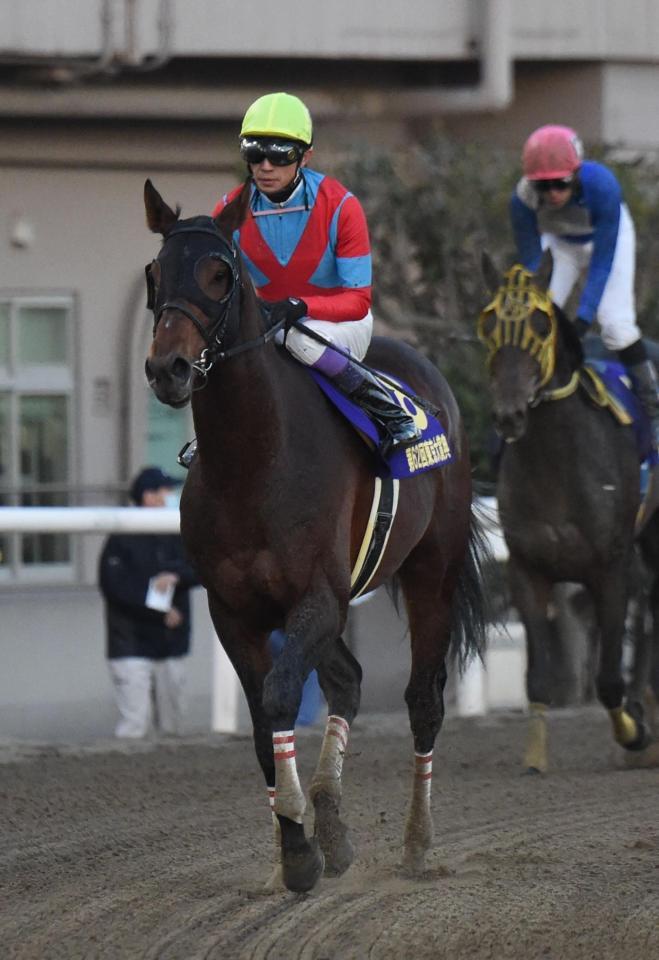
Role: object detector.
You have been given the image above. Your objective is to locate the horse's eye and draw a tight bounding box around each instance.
[194,256,228,296]
[480,314,497,338]
[530,311,551,338]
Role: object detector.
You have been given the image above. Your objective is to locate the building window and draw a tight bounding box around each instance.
[0,297,75,582]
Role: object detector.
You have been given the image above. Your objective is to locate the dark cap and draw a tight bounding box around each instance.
[129,466,182,504]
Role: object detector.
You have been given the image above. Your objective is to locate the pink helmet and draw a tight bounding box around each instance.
[522,125,584,180]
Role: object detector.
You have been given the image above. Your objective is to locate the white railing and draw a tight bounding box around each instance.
[0,498,507,553]
[0,500,517,726]
[0,506,180,533]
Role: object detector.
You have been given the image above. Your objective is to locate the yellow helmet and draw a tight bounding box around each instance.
[240,92,313,146]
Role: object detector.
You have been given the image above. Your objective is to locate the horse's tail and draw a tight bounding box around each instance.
[449,498,494,672]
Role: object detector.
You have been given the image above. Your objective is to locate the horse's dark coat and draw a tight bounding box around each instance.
[480,253,651,768]
[142,179,487,890]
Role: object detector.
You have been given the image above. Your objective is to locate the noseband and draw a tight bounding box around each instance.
[477,265,557,389]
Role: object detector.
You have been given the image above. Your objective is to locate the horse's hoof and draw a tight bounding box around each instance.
[313,792,355,878]
[622,721,650,752]
[281,837,325,894]
[401,847,426,877]
[523,766,545,776]
[400,854,426,880]
[322,833,354,878]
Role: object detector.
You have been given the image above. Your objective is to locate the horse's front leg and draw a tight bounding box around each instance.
[592,571,649,752]
[309,636,362,877]
[397,552,457,876]
[206,597,283,887]
[508,559,555,774]
[624,570,654,730]
[263,585,345,893]
[648,579,659,736]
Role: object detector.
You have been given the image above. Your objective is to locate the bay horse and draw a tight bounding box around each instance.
[142,179,487,893]
[478,252,651,773]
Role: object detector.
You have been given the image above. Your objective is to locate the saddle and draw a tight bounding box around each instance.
[177,366,455,479]
[580,360,651,462]
[308,368,453,480]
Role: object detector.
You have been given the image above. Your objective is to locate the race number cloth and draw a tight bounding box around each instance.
[309,369,453,478]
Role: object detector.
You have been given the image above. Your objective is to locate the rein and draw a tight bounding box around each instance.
[149,221,442,415]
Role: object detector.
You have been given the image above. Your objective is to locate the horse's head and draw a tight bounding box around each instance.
[478,250,562,442]
[143,179,251,407]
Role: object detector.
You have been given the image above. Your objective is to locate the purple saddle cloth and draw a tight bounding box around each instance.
[585,359,655,463]
[309,369,453,479]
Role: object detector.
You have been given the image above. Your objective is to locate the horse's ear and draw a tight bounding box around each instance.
[535,248,554,293]
[214,179,251,238]
[144,179,179,236]
[481,251,501,294]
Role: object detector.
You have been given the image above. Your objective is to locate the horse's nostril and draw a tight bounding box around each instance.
[172,356,192,382]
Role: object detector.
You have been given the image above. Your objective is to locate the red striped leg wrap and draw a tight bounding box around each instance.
[310,715,350,802]
[272,729,305,824]
[327,714,349,744]
[320,714,350,779]
[414,750,433,800]
[273,730,296,762]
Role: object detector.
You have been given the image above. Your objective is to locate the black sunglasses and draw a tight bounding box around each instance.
[533,177,574,193]
[240,138,305,167]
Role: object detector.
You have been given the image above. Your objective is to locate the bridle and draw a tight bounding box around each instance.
[146,220,241,378]
[145,218,283,385]
[477,264,558,394]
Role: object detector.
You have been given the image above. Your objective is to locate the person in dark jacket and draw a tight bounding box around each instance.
[99,466,199,738]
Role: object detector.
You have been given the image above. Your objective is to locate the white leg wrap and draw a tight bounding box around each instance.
[310,715,350,804]
[403,749,434,872]
[405,750,434,851]
[273,730,306,824]
[413,750,433,802]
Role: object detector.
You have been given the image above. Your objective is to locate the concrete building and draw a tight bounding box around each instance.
[1,0,657,738]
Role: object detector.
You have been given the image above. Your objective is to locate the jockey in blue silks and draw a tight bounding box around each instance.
[510,123,659,461]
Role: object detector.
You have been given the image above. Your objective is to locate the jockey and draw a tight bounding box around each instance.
[212,91,421,456]
[510,124,659,457]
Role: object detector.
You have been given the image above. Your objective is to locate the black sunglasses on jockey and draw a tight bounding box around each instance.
[240,137,307,167]
[533,176,574,193]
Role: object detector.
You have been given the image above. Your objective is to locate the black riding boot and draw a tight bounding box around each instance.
[626,358,659,455]
[332,361,422,456]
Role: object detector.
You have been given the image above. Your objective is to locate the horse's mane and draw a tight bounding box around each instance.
[553,302,585,369]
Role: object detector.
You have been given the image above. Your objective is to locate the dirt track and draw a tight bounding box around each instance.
[1,707,658,960]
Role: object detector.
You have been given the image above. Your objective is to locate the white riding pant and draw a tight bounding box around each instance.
[543,204,640,351]
[109,656,187,738]
[275,310,373,365]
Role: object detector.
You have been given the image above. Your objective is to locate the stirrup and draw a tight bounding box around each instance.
[636,459,659,534]
[378,423,422,459]
[177,438,197,469]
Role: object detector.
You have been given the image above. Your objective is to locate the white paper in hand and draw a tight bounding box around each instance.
[145,576,175,612]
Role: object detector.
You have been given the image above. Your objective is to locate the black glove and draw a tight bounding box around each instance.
[268,297,308,332]
[574,316,590,339]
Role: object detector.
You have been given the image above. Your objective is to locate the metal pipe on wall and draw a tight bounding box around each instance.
[376,0,513,116]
